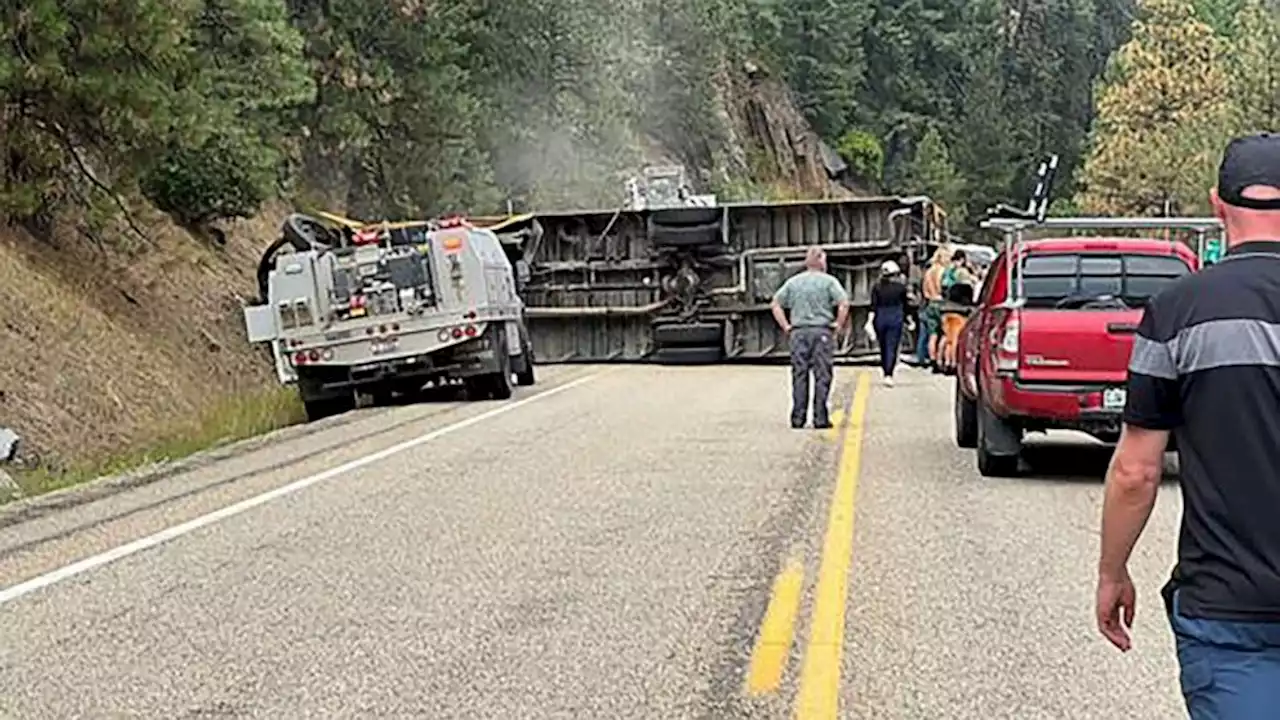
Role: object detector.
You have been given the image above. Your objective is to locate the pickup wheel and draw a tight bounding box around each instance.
[954,380,978,449]
[976,399,1021,478]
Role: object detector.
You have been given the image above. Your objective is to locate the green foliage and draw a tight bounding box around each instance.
[0,0,1216,237]
[140,130,277,225]
[0,0,198,213]
[1048,197,1083,217]
[836,129,884,183]
[1076,0,1240,216]
[0,0,313,226]
[899,126,967,226]
[1225,0,1280,131]
[1193,0,1244,34]
[764,0,872,139]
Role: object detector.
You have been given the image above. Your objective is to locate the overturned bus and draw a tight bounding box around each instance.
[488,195,948,364]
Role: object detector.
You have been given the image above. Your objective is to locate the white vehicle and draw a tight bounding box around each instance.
[624,165,717,210]
[951,242,997,270]
[244,214,536,421]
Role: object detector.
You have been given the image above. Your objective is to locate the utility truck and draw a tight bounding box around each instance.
[243,213,535,422]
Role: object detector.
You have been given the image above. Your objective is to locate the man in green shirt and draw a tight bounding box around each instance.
[770,246,850,429]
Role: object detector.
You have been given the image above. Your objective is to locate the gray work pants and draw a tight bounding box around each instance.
[789,326,834,426]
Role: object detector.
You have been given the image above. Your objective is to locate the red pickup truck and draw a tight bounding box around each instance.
[953,236,1199,477]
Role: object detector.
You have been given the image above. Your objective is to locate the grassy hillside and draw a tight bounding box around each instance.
[0,205,304,491]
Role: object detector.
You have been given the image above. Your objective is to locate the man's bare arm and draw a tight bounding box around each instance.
[771,299,790,332]
[1099,424,1168,578]
[834,299,850,330]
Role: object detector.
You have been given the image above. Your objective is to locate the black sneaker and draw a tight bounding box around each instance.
[791,420,806,429]
[813,420,833,430]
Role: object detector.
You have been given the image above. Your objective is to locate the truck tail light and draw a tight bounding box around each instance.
[293,351,307,365]
[995,316,1020,374]
[464,325,477,337]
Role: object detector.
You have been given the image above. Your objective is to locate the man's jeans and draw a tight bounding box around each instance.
[789,326,834,427]
[1168,589,1280,719]
[914,305,930,363]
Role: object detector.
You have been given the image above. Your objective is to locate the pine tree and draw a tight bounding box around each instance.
[1226,0,1280,131]
[1076,0,1232,216]
[901,126,968,226]
[946,1,1019,221]
[0,0,205,215]
[142,0,315,225]
[1193,0,1244,34]
[772,0,873,140]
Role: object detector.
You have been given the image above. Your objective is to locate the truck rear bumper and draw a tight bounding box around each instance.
[990,377,1126,437]
[302,345,503,394]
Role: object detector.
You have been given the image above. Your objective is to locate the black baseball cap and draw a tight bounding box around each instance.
[1218,132,1280,210]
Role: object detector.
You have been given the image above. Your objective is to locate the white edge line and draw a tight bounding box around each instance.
[0,371,606,607]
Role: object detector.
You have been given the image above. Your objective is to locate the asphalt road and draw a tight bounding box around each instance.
[0,364,1188,719]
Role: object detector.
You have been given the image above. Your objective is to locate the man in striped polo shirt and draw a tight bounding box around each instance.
[1095,133,1280,718]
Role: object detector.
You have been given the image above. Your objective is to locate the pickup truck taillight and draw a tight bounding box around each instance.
[995,317,1020,374]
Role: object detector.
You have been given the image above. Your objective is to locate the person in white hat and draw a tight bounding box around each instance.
[869,258,909,386]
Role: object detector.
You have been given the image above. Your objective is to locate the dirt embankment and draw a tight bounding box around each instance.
[0,205,290,471]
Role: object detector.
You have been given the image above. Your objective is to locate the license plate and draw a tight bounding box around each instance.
[371,338,399,355]
[1103,387,1127,410]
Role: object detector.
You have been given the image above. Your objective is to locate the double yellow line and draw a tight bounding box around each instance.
[744,371,873,719]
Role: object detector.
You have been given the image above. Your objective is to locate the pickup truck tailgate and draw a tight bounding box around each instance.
[1017,308,1143,384]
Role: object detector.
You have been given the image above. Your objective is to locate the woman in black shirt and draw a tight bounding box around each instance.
[870,260,910,386]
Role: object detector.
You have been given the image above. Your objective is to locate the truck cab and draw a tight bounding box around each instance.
[244,214,536,421]
[953,218,1219,477]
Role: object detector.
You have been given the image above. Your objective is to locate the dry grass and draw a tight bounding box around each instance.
[12,385,305,498]
[0,200,299,499]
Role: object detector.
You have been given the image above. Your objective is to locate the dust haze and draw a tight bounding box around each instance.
[485,0,705,212]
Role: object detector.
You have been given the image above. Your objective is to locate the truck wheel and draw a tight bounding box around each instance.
[489,347,514,399]
[467,325,514,400]
[654,346,723,365]
[976,399,1021,478]
[648,208,724,248]
[303,393,355,422]
[954,380,978,449]
[653,322,723,348]
[515,357,536,387]
[649,221,723,247]
[515,334,536,387]
[369,384,395,407]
